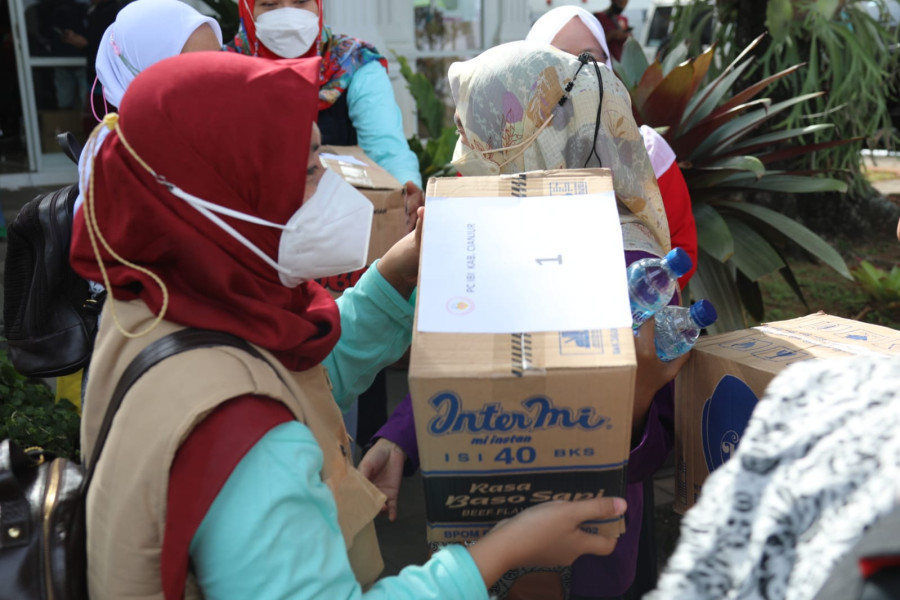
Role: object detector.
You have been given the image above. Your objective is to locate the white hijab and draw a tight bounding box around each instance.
[78,0,222,217]
[525,6,611,70]
[95,0,223,107]
[528,6,677,179]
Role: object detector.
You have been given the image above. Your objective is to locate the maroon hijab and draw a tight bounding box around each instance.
[70,52,340,371]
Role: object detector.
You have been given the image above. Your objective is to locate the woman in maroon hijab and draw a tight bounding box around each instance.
[70,51,625,599]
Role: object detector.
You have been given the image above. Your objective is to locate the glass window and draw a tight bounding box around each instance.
[645,6,673,47]
[412,1,484,137]
[32,65,88,153]
[22,0,91,59]
[414,0,482,52]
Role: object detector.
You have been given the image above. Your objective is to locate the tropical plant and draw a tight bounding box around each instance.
[615,35,853,332]
[393,54,459,184]
[852,259,900,317]
[668,0,899,194]
[0,350,80,459]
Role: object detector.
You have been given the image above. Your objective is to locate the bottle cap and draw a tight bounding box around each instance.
[664,247,692,277]
[690,299,718,328]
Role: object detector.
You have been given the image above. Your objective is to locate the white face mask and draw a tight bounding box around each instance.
[253,6,319,58]
[163,168,373,287]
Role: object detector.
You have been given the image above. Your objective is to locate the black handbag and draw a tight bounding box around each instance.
[0,329,266,599]
[3,133,96,378]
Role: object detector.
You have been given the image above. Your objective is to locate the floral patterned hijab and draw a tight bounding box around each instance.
[449,41,670,254]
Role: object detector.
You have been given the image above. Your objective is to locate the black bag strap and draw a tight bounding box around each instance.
[56,132,83,165]
[83,329,280,492]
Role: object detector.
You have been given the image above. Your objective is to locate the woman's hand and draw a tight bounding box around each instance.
[468,497,626,588]
[358,438,407,521]
[376,206,424,299]
[631,317,690,441]
[404,181,425,233]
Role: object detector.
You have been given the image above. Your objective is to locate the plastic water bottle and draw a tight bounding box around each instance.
[654,299,718,361]
[627,247,693,329]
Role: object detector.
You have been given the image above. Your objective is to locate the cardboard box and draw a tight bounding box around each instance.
[409,169,636,544]
[316,145,407,296]
[675,313,900,513]
[38,110,83,154]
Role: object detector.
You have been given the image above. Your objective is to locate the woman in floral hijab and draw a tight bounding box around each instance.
[445,41,680,599]
[449,40,671,259]
[365,40,686,600]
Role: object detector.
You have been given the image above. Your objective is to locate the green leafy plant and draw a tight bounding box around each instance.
[615,35,852,331]
[852,259,900,305]
[393,53,459,183]
[669,0,899,194]
[0,350,80,459]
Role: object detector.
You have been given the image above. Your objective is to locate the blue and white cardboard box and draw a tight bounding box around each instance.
[674,312,900,513]
[410,170,636,544]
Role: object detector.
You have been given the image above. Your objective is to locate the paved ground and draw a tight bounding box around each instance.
[1,157,899,580]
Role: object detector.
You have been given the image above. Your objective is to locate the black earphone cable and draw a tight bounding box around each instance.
[577,51,605,169]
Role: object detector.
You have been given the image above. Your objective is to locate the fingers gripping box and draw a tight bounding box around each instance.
[317,145,407,297]
[410,170,636,544]
[675,312,900,513]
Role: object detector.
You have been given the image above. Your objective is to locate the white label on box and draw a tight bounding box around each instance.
[417,193,631,333]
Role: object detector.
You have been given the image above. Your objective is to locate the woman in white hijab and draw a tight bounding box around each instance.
[526,6,698,287]
[78,0,222,215]
[526,5,612,65]
[93,0,222,110]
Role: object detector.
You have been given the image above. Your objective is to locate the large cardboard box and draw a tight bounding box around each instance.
[409,169,636,544]
[317,145,407,296]
[675,313,900,513]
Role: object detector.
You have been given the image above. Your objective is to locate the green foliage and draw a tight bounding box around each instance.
[615,35,852,332]
[669,0,900,195]
[853,259,900,304]
[0,351,80,460]
[393,53,459,183]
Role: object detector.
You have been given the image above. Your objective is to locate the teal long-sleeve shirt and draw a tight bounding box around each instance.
[322,261,413,412]
[347,61,422,188]
[188,265,488,599]
[190,421,488,600]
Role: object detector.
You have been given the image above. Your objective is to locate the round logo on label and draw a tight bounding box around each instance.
[446,297,475,316]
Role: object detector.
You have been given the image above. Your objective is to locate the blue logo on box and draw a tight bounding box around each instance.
[720,336,771,352]
[559,330,604,355]
[701,376,758,473]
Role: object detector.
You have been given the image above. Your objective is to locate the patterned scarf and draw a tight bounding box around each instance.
[317,26,387,111]
[647,355,900,600]
[228,21,387,112]
[449,41,671,255]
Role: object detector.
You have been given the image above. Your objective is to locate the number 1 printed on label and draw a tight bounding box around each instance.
[535,255,563,266]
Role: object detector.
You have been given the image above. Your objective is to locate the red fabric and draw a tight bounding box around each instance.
[236,0,323,60]
[656,163,698,288]
[859,555,900,580]
[70,53,341,371]
[161,396,294,599]
[594,11,628,61]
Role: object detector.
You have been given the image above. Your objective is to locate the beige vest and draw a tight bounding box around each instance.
[81,299,386,600]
